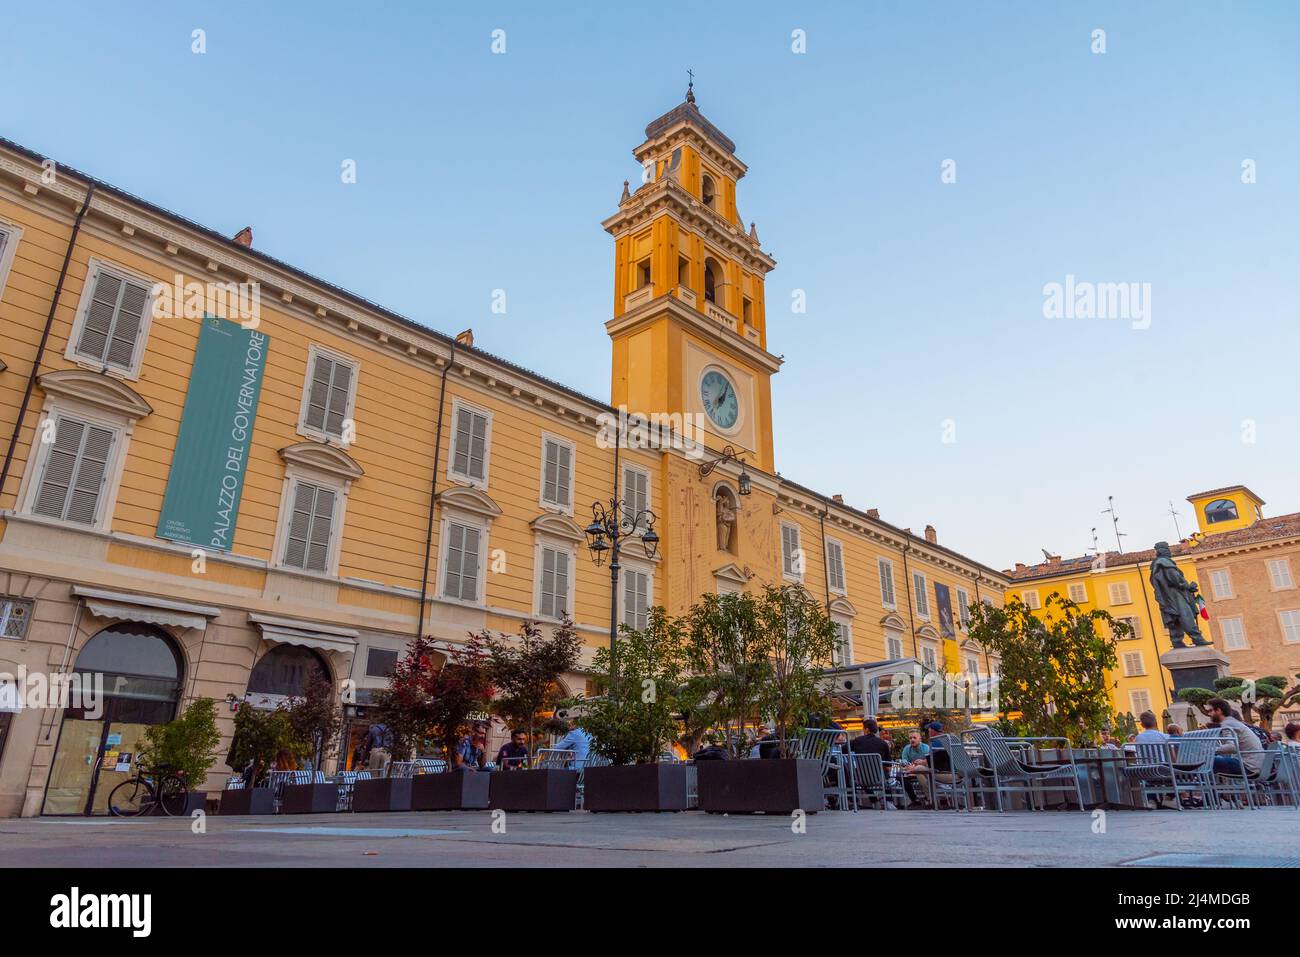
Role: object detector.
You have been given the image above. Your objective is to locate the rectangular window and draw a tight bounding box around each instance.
[71,263,153,373]
[449,403,490,486]
[1122,651,1145,677]
[1107,582,1132,605]
[538,545,571,620]
[914,572,930,618]
[965,655,980,677]
[0,597,33,640]
[622,465,650,529]
[365,648,398,678]
[1116,616,1141,640]
[31,415,117,526]
[825,539,846,594]
[1221,616,1247,650]
[1280,610,1300,644]
[1268,559,1294,590]
[878,559,896,609]
[781,523,802,580]
[0,223,16,298]
[623,567,649,632]
[922,645,937,670]
[956,587,971,629]
[281,481,337,573]
[1129,689,1152,715]
[540,437,574,511]
[300,348,357,441]
[831,621,852,666]
[886,634,903,660]
[1209,569,1232,600]
[1067,582,1088,603]
[442,521,482,603]
[1021,589,1040,610]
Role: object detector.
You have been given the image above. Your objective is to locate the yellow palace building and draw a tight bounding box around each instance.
[1005,485,1275,723]
[0,92,1008,817]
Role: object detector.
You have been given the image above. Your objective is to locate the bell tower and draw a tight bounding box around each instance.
[604,85,780,472]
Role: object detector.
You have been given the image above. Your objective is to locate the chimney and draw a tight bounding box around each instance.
[924,524,937,545]
[832,494,844,504]
[1015,562,1026,572]
[866,508,880,520]
[1047,554,1061,565]
[232,226,253,248]
[455,328,474,347]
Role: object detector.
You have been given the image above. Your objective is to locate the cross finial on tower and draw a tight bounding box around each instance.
[686,69,696,104]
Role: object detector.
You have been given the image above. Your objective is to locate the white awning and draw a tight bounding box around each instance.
[248,613,359,655]
[73,586,220,632]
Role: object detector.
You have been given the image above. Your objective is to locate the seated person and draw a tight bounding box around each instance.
[495,729,531,769]
[898,729,931,806]
[1206,698,1264,778]
[1284,722,1300,750]
[850,718,893,763]
[1133,710,1169,743]
[552,721,593,766]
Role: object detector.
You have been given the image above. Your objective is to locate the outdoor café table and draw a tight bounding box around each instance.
[1030,747,1143,809]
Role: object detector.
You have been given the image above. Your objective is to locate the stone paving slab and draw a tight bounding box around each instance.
[1,808,1293,867]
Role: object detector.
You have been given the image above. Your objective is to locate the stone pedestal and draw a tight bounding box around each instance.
[1158,645,1230,727]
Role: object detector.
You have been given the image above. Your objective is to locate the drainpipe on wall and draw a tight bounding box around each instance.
[0,184,95,500]
[901,538,918,659]
[416,339,457,640]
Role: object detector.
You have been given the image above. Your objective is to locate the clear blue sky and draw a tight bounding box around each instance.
[3,1,1296,568]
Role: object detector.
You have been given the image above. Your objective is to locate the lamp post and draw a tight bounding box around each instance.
[583,497,658,693]
[698,445,752,495]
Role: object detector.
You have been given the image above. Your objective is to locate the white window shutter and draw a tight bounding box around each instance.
[283,482,317,569]
[105,280,148,369]
[77,269,151,370]
[460,525,481,600]
[556,443,571,505]
[443,523,465,598]
[305,486,335,572]
[879,561,895,607]
[540,546,557,618]
[324,360,352,437]
[304,356,334,433]
[452,410,472,477]
[34,417,115,525]
[453,408,488,482]
[77,271,121,362]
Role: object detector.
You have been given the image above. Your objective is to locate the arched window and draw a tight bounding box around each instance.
[1205,499,1239,525]
[701,174,717,210]
[703,258,721,304]
[248,645,329,698]
[75,623,183,704]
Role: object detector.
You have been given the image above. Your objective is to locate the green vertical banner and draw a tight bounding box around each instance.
[157,316,269,551]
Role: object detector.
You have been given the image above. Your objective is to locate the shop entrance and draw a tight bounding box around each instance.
[42,623,183,815]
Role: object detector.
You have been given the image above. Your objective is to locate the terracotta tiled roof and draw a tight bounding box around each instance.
[1006,511,1300,581]
[1186,484,1264,504]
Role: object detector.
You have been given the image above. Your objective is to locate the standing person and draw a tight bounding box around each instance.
[1205,698,1264,778]
[552,720,593,767]
[365,721,392,772]
[899,729,931,807]
[495,729,531,769]
[1134,711,1169,743]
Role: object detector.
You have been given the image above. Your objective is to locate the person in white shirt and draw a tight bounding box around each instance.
[1283,722,1300,749]
[1133,710,1169,744]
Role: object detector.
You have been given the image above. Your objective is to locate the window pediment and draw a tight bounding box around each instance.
[530,513,584,543]
[880,612,907,631]
[38,369,152,421]
[279,441,363,482]
[438,485,502,521]
[828,596,857,618]
[917,624,941,642]
[714,562,749,586]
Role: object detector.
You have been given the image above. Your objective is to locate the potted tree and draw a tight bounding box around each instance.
[579,609,691,812]
[219,701,304,814]
[687,585,837,814]
[471,618,582,811]
[279,672,343,813]
[139,697,222,815]
[409,646,495,811]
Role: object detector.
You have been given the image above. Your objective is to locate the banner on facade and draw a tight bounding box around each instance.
[934,581,955,639]
[156,316,269,551]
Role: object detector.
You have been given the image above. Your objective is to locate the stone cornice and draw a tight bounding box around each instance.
[605,293,782,376]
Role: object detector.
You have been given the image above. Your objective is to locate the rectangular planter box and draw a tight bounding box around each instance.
[411,771,491,810]
[488,768,577,812]
[584,763,690,812]
[696,759,824,814]
[281,782,340,814]
[351,777,412,812]
[219,787,274,815]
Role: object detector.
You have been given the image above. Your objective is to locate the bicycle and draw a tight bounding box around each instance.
[107,761,189,817]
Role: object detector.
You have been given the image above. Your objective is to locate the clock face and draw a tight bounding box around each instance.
[700,369,740,430]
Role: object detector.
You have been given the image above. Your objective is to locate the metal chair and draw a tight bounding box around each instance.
[575,753,611,810]
[925,735,993,812]
[534,748,576,769]
[334,769,371,811]
[846,753,889,812]
[1123,739,1215,809]
[225,774,245,791]
[386,760,417,779]
[414,758,447,774]
[798,728,851,810]
[964,728,1085,812]
[1185,728,1256,809]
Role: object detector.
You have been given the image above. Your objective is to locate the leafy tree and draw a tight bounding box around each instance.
[371,636,493,768]
[683,590,768,758]
[578,608,688,765]
[752,584,839,757]
[224,698,307,784]
[1178,674,1289,726]
[140,697,222,789]
[966,593,1126,746]
[284,670,343,771]
[468,618,580,752]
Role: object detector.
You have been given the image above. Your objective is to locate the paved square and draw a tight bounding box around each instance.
[2,808,1293,867]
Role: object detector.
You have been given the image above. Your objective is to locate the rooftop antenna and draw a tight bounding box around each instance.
[1102,496,1126,552]
[1089,527,1100,555]
[1168,500,1183,540]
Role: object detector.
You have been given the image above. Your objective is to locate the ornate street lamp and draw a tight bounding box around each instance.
[699,445,752,495]
[584,496,658,690]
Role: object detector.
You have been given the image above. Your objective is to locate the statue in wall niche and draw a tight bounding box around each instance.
[1149,541,1210,649]
[715,490,737,552]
